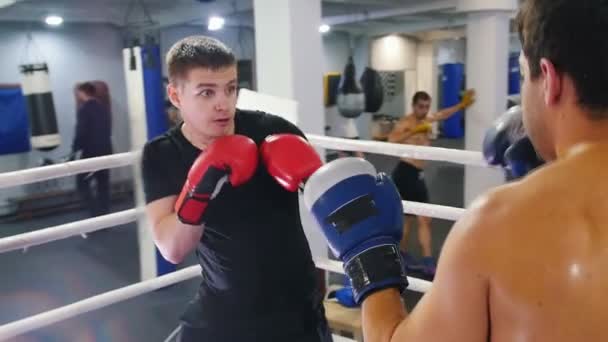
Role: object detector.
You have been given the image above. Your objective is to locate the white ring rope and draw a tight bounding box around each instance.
[0,135,471,339]
[0,209,139,254]
[0,136,492,190]
[403,200,464,221]
[308,135,489,167]
[0,265,201,340]
[0,151,139,189]
[0,201,462,255]
[0,258,431,340]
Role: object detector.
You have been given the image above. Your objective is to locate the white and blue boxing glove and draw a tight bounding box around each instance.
[303,157,408,304]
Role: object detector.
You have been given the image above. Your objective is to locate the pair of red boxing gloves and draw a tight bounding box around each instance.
[175,134,322,226]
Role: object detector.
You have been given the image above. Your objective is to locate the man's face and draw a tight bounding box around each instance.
[519,52,556,161]
[168,65,238,139]
[413,99,431,120]
[76,90,88,102]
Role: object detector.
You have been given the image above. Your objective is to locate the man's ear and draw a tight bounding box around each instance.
[539,58,562,107]
[167,83,181,109]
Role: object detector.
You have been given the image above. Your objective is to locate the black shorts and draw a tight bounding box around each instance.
[391,161,429,206]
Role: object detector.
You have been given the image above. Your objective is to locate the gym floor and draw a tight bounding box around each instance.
[0,138,464,342]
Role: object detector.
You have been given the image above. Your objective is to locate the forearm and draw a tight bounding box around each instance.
[433,104,463,122]
[362,288,407,342]
[152,213,203,264]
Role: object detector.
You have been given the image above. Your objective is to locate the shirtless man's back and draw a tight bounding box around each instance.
[484,143,608,341]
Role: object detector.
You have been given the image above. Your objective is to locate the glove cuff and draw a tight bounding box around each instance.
[344,243,408,304]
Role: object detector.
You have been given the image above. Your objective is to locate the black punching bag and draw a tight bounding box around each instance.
[336,57,365,119]
[20,63,60,151]
[360,67,384,113]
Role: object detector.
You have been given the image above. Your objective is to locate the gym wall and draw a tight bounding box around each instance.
[0,23,129,212]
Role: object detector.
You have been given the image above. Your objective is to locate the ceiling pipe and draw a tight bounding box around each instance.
[324,0,456,26]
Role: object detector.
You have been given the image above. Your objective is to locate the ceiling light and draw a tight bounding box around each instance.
[319,24,330,34]
[45,15,63,26]
[208,16,225,31]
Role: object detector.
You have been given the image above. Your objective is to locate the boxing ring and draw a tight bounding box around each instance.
[0,135,491,341]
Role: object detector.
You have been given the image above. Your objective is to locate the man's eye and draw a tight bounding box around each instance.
[227,86,237,94]
[199,89,214,97]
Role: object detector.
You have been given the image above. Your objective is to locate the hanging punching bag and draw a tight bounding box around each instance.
[20,63,60,151]
[360,67,384,113]
[336,57,365,119]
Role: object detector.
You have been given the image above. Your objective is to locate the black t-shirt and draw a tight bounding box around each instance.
[141,110,322,337]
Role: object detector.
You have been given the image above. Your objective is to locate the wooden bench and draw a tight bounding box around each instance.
[323,300,363,342]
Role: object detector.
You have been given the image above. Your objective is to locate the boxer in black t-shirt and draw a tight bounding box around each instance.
[141,36,331,342]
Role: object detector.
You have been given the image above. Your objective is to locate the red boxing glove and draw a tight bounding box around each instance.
[260,134,323,192]
[175,135,258,225]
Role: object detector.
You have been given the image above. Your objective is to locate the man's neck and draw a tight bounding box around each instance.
[181,123,212,151]
[556,110,608,159]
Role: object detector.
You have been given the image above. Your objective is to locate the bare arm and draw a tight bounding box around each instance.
[361,197,492,342]
[145,195,203,264]
[427,89,476,123]
[425,103,465,123]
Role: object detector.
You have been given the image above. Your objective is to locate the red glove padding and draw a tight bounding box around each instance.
[175,135,258,225]
[260,134,323,192]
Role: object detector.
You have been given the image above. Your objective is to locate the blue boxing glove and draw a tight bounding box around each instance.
[303,157,407,304]
[483,105,544,179]
[504,136,544,179]
[482,105,526,166]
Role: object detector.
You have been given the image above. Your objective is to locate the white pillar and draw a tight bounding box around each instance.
[416,41,439,136]
[123,47,158,281]
[252,0,327,261]
[460,0,517,205]
[253,0,324,136]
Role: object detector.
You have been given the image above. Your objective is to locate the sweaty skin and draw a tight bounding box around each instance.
[484,142,608,342]
[361,142,608,342]
[388,116,432,169]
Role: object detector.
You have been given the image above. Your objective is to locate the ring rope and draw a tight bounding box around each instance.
[0,200,462,254]
[307,135,489,167]
[0,209,139,254]
[0,152,139,189]
[0,265,201,340]
[0,135,491,190]
[0,259,431,340]
[0,135,467,339]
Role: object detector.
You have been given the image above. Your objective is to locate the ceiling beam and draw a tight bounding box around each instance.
[339,16,468,37]
[324,0,456,25]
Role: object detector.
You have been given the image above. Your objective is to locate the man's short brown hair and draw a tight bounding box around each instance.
[166,35,236,84]
[412,91,431,105]
[75,82,96,97]
[517,0,608,119]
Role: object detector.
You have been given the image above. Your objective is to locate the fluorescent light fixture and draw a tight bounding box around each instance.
[208,16,225,31]
[319,24,330,33]
[45,15,63,26]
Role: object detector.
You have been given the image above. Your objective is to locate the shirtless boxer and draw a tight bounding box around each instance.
[290,0,608,341]
[388,90,475,275]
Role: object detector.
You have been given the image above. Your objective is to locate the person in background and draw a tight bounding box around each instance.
[72,81,113,217]
[388,90,475,276]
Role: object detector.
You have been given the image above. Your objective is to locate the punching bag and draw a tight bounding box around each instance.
[20,63,60,151]
[336,57,365,119]
[360,67,384,113]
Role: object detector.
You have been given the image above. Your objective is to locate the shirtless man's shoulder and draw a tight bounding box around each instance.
[462,144,608,340]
